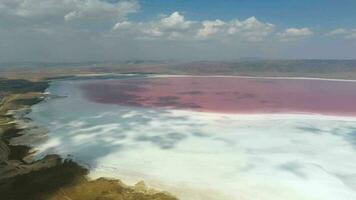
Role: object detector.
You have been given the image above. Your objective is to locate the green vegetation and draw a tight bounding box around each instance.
[0,79,49,94]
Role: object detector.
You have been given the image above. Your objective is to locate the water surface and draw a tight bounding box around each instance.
[80,76,356,115]
[28,76,356,200]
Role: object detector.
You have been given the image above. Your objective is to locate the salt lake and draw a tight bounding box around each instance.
[27,76,356,200]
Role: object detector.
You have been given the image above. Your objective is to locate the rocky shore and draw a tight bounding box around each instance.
[0,78,177,200]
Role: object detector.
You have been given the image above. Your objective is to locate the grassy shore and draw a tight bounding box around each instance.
[0,78,177,200]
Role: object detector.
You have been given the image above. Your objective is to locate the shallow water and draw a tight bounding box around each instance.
[80,76,356,115]
[28,77,356,200]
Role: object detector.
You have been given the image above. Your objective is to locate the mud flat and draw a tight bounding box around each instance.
[26,76,356,200]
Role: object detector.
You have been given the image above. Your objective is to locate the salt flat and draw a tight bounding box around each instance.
[27,77,356,200]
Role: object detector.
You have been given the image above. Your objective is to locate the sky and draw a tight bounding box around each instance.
[0,0,355,62]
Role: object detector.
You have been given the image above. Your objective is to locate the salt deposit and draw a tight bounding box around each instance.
[27,77,356,200]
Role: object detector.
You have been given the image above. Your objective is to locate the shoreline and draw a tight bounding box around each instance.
[17,75,356,200]
[153,74,356,82]
[73,73,356,82]
[0,78,177,200]
[168,108,356,121]
[76,74,356,119]
[43,79,356,121]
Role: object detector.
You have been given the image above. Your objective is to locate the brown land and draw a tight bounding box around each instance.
[1,60,356,81]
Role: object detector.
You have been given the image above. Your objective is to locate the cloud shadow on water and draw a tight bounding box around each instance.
[277,162,307,179]
[135,132,187,149]
[39,106,209,169]
[297,124,356,149]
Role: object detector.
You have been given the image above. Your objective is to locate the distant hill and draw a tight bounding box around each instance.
[1,60,356,80]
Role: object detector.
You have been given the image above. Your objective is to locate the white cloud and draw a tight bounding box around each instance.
[227,17,275,42]
[138,12,195,39]
[160,12,192,30]
[197,20,225,38]
[3,3,349,61]
[228,17,273,34]
[345,30,356,39]
[0,0,141,61]
[64,0,139,22]
[112,21,132,30]
[0,2,314,44]
[326,28,348,36]
[0,0,139,24]
[115,13,275,42]
[327,28,356,40]
[278,27,314,41]
[0,0,69,18]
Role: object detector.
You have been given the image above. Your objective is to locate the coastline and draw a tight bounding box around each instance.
[77,74,356,118]
[4,74,356,200]
[43,74,356,120]
[73,73,356,82]
[0,78,177,200]
[152,74,356,82]
[168,109,356,122]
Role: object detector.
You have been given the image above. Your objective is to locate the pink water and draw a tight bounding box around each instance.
[80,77,356,116]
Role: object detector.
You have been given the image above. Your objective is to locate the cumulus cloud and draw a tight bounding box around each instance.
[160,12,193,30]
[197,20,225,38]
[326,28,356,40]
[277,28,314,41]
[326,28,348,36]
[227,17,275,42]
[0,0,139,27]
[1,1,350,61]
[0,0,69,18]
[65,0,138,21]
[112,21,132,30]
[345,30,356,39]
[139,12,195,39]
[0,0,140,62]
[114,14,275,42]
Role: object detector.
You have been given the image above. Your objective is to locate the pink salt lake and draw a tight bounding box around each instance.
[80,76,356,116]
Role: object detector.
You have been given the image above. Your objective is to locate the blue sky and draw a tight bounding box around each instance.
[136,0,356,29]
[0,0,355,61]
